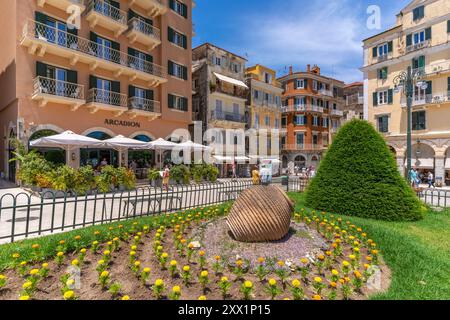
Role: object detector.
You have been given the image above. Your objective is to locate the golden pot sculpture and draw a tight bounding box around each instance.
[226,185,294,242]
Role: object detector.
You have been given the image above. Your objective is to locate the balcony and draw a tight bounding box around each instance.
[282,144,326,152]
[85,0,127,37]
[330,109,344,117]
[318,89,333,97]
[128,96,161,121]
[128,0,167,18]
[126,17,161,51]
[281,105,307,113]
[21,20,167,87]
[406,40,431,54]
[36,0,86,13]
[346,94,364,105]
[210,110,246,125]
[401,92,450,107]
[85,88,128,116]
[424,60,450,76]
[210,83,247,100]
[31,76,85,109]
[310,105,324,113]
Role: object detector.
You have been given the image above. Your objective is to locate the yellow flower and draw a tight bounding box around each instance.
[29,269,39,276]
[66,279,75,286]
[22,281,33,289]
[198,295,207,300]
[199,250,205,256]
[353,247,360,253]
[183,266,190,272]
[300,258,309,264]
[0,275,6,280]
[161,252,169,259]
[268,279,277,286]
[57,252,64,257]
[318,255,325,261]
[143,268,151,273]
[244,280,253,289]
[200,271,208,277]
[330,281,338,288]
[63,290,75,300]
[312,295,322,300]
[314,277,322,283]
[42,263,49,269]
[103,250,111,256]
[236,260,243,267]
[131,246,137,251]
[155,279,164,287]
[257,257,265,264]
[342,260,350,267]
[221,276,229,282]
[130,251,136,257]
[32,244,40,250]
[292,279,301,288]
[12,253,20,259]
[354,271,362,278]
[331,269,339,276]
[170,260,177,266]
[172,286,181,293]
[349,254,356,260]
[92,241,99,246]
[71,259,79,266]
[366,256,373,262]
[19,295,30,300]
[122,295,130,300]
[214,255,221,261]
[74,235,81,241]
[372,249,379,255]
[97,260,105,266]
[364,264,370,269]
[80,248,87,254]
[134,261,141,267]
[277,260,285,267]
[100,271,109,278]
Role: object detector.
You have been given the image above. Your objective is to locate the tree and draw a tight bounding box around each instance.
[305,119,424,221]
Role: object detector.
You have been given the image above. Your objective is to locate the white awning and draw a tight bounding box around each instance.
[445,158,450,170]
[405,158,435,169]
[213,155,249,163]
[213,72,248,89]
[235,156,250,162]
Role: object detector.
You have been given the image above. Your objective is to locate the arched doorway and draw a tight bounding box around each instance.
[311,155,319,169]
[282,155,288,169]
[29,129,65,165]
[294,155,306,169]
[129,135,154,177]
[411,143,435,184]
[80,131,118,169]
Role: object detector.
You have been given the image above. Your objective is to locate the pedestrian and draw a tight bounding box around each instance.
[162,166,170,191]
[427,171,436,188]
[252,166,260,185]
[409,168,417,188]
[232,161,237,179]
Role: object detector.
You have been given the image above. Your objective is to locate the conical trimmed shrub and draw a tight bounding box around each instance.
[305,119,424,221]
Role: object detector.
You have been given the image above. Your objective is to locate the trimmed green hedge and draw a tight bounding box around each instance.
[305,119,425,221]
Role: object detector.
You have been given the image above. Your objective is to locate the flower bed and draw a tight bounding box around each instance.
[0,204,387,300]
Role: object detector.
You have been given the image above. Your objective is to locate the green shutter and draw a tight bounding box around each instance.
[426,81,432,95]
[168,94,174,108]
[35,11,47,24]
[168,26,174,42]
[168,60,174,76]
[388,89,393,104]
[111,40,120,63]
[90,32,97,42]
[372,47,377,58]
[425,27,432,40]
[182,34,187,49]
[128,47,135,56]
[419,56,425,68]
[182,65,188,80]
[146,53,153,63]
[146,89,154,101]
[388,41,393,53]
[406,34,412,46]
[36,61,47,77]
[169,0,175,10]
[89,75,97,89]
[448,20,450,33]
[181,3,188,18]
[67,70,77,84]
[128,85,135,97]
[304,79,308,89]
[373,92,378,106]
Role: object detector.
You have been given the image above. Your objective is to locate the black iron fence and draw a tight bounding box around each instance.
[417,189,450,209]
[0,178,307,243]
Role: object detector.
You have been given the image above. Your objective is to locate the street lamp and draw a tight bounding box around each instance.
[393,66,426,179]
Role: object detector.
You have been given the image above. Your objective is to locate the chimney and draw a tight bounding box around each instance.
[289,66,293,75]
[307,64,311,72]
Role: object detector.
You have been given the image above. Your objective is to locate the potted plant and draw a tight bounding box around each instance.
[73,166,96,196]
[191,165,203,184]
[148,168,161,187]
[97,165,118,193]
[117,167,136,191]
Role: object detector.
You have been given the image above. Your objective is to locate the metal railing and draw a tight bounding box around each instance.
[401,92,450,107]
[128,96,161,113]
[424,60,450,75]
[330,109,344,116]
[319,89,333,97]
[282,144,326,151]
[0,179,308,243]
[417,189,450,208]
[22,20,166,79]
[33,76,85,100]
[406,40,431,53]
[211,110,246,123]
[87,88,128,107]
[127,17,161,40]
[86,0,127,25]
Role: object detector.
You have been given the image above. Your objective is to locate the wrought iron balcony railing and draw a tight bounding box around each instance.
[127,17,161,41]
[86,0,127,25]
[211,110,246,123]
[87,88,128,107]
[33,76,84,100]
[128,96,161,113]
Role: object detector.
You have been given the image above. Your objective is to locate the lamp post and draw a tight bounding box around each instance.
[393,66,426,179]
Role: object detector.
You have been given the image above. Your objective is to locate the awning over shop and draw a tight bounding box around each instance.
[405,158,435,169]
[213,155,250,163]
[445,158,450,170]
[213,72,248,89]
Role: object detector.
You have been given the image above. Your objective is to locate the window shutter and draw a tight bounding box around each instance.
[168,26,174,42]
[182,65,188,80]
[425,27,432,40]
[112,80,120,94]
[372,47,377,58]
[388,89,393,104]
[448,20,450,33]
[426,81,432,95]
[128,47,135,56]
[67,70,77,84]
[128,85,135,97]
[169,0,175,10]
[146,89,154,101]
[110,0,120,9]
[128,9,136,20]
[419,56,425,68]
[168,94,174,108]
[111,40,120,64]
[36,61,47,77]
[406,34,412,46]
[35,12,47,24]
[146,53,153,63]
[388,41,393,53]
[182,34,187,49]
[89,75,97,89]
[168,60,174,75]
[373,92,378,106]
[304,79,308,89]
[182,3,188,18]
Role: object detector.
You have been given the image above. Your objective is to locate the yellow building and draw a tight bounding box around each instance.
[245,65,283,159]
[362,0,450,185]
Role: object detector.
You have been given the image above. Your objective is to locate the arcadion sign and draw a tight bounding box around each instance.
[104,119,141,128]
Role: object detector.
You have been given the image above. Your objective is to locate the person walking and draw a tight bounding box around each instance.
[162,166,170,191]
[409,168,418,188]
[252,166,260,185]
[427,171,436,188]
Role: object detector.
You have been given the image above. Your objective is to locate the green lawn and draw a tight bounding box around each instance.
[289,192,450,300]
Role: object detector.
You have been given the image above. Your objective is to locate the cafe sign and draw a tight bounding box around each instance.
[104,119,141,128]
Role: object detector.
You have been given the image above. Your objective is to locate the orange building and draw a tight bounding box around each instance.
[278,65,346,172]
[0,0,193,182]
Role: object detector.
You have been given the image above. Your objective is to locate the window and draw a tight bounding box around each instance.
[377,115,389,133]
[168,94,188,111]
[296,133,304,146]
[312,134,318,145]
[313,116,319,127]
[169,0,188,18]
[294,97,306,106]
[264,72,272,84]
[168,27,187,49]
[275,119,279,129]
[407,28,431,47]
[413,5,425,21]
[373,89,393,106]
[412,111,426,130]
[412,56,425,71]
[233,103,240,115]
[255,114,260,128]
[213,56,221,66]
[281,117,287,127]
[295,115,306,126]
[448,20,450,33]
[295,79,305,89]
[313,80,318,91]
[168,60,188,80]
[322,117,328,128]
[253,90,259,100]
[378,43,388,57]
[413,30,426,45]
[215,99,223,113]
[265,116,270,126]
[378,67,388,80]
[231,62,241,73]
[275,96,281,107]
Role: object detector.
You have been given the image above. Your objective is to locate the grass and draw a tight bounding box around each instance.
[0,203,231,272]
[289,192,450,300]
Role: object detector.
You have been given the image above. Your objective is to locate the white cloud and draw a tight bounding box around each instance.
[233,0,366,82]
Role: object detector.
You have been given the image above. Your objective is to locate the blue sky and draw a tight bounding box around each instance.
[193,0,412,83]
